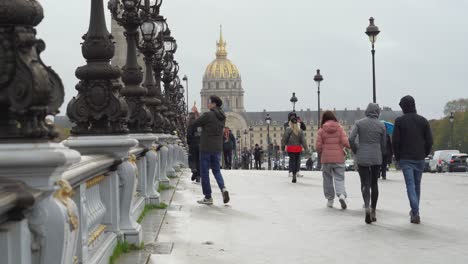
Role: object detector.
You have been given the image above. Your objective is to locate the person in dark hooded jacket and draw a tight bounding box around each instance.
[187,111,201,182]
[192,95,230,205]
[349,103,386,224]
[393,95,433,224]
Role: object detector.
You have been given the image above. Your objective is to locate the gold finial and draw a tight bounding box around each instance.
[216,24,227,58]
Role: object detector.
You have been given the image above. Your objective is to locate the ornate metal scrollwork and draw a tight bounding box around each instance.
[0,0,64,139]
[53,179,79,231]
[67,0,129,135]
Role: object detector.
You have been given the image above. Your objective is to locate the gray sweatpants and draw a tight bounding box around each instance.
[322,163,346,200]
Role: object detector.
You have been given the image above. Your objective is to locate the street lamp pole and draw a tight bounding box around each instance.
[313,69,323,171]
[290,92,298,112]
[249,126,254,169]
[182,75,188,114]
[313,69,323,127]
[265,113,272,170]
[449,112,454,148]
[365,17,380,104]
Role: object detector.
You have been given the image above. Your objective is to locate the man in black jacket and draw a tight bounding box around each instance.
[393,95,433,224]
[192,95,230,205]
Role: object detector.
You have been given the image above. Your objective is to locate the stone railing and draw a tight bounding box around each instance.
[0,134,188,264]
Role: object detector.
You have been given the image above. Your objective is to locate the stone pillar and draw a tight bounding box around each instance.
[131,134,160,205]
[156,134,170,184]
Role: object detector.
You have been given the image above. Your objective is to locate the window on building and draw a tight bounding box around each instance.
[216,82,219,89]
[311,132,314,137]
[273,133,277,138]
[260,127,263,131]
[260,139,263,144]
[260,133,263,138]
[226,82,229,89]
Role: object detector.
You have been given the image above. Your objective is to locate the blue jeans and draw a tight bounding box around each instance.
[400,160,425,216]
[200,152,226,199]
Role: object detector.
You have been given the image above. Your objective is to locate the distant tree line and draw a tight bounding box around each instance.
[430,98,467,154]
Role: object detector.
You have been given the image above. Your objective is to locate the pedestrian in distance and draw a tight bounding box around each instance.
[187,108,201,183]
[282,116,308,183]
[191,95,230,205]
[349,103,386,224]
[316,111,351,209]
[222,127,236,170]
[254,144,262,170]
[393,95,433,224]
[380,133,393,180]
[285,113,306,177]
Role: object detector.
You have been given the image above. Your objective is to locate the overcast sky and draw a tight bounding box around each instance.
[38,0,468,119]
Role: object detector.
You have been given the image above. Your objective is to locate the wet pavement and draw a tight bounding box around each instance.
[149,170,468,264]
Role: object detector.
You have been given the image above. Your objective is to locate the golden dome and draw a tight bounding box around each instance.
[204,26,240,80]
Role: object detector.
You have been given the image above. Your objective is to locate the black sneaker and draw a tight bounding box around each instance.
[195,177,201,183]
[292,174,297,183]
[222,188,230,204]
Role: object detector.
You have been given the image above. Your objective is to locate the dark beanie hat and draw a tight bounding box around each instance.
[399,95,417,114]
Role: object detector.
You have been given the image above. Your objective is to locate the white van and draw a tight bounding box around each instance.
[430,150,460,172]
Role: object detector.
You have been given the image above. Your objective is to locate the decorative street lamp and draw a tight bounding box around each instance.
[313,69,323,127]
[290,92,298,112]
[365,17,380,103]
[182,75,189,114]
[449,112,454,148]
[137,0,167,133]
[265,113,272,170]
[109,0,152,133]
[68,0,129,135]
[313,69,323,171]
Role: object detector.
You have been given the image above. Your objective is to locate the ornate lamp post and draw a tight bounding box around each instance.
[265,113,272,170]
[313,69,323,171]
[313,69,323,127]
[109,0,152,133]
[182,75,189,114]
[365,17,380,103]
[137,0,168,134]
[161,28,178,133]
[449,112,454,148]
[68,0,129,134]
[290,92,298,112]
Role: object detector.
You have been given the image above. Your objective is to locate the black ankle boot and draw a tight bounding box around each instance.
[292,174,297,183]
[365,208,372,224]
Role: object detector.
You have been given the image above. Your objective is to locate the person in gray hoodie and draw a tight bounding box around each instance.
[192,95,230,205]
[349,103,386,224]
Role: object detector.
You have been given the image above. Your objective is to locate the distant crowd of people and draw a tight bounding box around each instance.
[186,94,433,225]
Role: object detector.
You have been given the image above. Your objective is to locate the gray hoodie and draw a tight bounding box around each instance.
[349,103,386,166]
[192,107,226,152]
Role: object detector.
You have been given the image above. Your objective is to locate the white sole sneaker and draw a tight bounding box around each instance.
[327,200,334,208]
[339,195,347,209]
[197,198,213,205]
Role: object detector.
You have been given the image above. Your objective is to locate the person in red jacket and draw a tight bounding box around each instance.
[315,111,351,209]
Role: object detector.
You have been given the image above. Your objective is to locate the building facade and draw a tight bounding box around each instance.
[201,30,402,156]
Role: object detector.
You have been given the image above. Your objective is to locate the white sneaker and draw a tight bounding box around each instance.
[297,172,304,177]
[288,172,292,177]
[327,199,334,208]
[338,194,347,209]
[197,197,213,205]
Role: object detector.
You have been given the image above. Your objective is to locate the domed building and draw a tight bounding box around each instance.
[201,27,245,113]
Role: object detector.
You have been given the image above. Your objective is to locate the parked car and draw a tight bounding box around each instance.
[424,156,431,172]
[300,159,308,170]
[441,153,468,172]
[345,159,355,171]
[429,150,460,172]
